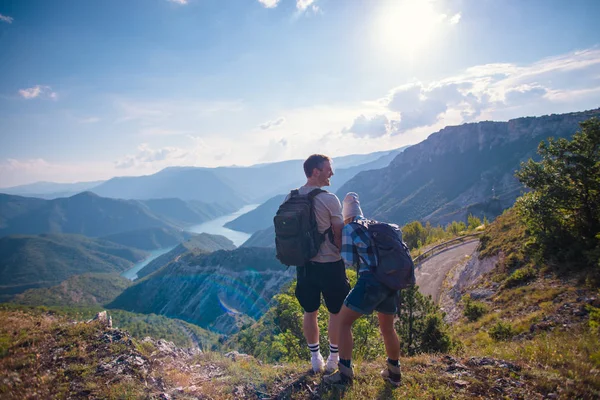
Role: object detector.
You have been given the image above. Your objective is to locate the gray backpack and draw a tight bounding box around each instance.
[354,219,416,290]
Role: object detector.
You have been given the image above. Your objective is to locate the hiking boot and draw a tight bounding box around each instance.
[311,353,325,373]
[381,360,402,387]
[324,362,354,385]
[325,354,338,373]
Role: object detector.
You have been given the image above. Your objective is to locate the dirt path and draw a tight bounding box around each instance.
[415,240,479,303]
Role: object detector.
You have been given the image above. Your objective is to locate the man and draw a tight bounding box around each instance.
[289,154,350,373]
[324,192,402,387]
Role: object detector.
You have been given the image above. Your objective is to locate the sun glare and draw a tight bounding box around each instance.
[375,0,442,57]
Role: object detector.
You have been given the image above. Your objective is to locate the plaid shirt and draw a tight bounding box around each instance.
[341,216,378,273]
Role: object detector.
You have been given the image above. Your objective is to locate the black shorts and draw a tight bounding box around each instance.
[295,259,350,314]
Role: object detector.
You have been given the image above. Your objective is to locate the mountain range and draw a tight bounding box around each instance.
[338,108,600,226]
[223,147,407,233]
[238,108,600,248]
[0,192,234,238]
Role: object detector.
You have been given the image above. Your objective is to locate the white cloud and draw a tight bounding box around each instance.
[167,0,188,4]
[18,85,58,100]
[343,114,390,138]
[296,0,315,11]
[257,0,280,8]
[504,84,547,104]
[0,14,13,24]
[449,13,461,24]
[368,47,600,133]
[259,116,286,130]
[115,143,189,169]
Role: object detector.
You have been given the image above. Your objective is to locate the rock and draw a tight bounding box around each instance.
[225,351,252,361]
[469,289,495,300]
[454,379,469,388]
[159,393,171,400]
[545,393,558,399]
[89,311,112,327]
[446,362,469,372]
[441,355,457,364]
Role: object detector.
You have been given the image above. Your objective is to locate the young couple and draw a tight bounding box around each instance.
[290,154,402,386]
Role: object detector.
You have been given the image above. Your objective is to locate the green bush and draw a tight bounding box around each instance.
[396,286,457,355]
[462,295,488,322]
[489,321,515,341]
[504,267,537,288]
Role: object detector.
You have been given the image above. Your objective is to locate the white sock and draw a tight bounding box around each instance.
[329,343,339,359]
[308,342,320,357]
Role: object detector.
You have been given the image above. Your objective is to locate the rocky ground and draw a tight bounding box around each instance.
[3,307,596,399]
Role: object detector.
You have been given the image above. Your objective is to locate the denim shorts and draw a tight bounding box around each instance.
[344,272,399,315]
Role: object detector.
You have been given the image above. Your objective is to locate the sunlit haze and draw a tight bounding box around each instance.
[0,0,599,187]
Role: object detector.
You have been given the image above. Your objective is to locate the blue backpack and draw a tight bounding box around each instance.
[354,219,416,290]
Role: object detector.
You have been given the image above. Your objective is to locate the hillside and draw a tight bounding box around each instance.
[224,194,285,233]
[108,247,293,333]
[0,233,146,301]
[338,108,600,226]
[12,273,133,307]
[138,198,236,227]
[101,226,193,251]
[240,225,275,248]
[0,192,175,237]
[136,232,236,279]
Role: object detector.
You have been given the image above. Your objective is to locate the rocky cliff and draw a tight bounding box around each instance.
[108,247,293,334]
[338,108,600,226]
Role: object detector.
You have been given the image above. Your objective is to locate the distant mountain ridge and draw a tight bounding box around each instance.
[0,192,232,238]
[0,180,105,199]
[224,147,407,233]
[338,108,600,227]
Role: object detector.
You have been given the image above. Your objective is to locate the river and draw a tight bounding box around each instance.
[121,204,260,280]
[187,203,260,247]
[121,246,176,281]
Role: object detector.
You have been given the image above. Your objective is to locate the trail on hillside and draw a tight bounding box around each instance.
[415,240,479,303]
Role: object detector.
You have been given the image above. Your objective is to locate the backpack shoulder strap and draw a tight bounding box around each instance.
[290,189,300,197]
[307,188,326,200]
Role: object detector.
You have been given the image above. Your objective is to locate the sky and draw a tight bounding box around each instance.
[0,0,599,188]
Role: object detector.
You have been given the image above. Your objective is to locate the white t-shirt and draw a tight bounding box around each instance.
[284,185,343,263]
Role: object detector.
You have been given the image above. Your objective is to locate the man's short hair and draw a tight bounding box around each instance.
[303,154,331,178]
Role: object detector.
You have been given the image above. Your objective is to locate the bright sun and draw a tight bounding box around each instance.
[375,0,443,57]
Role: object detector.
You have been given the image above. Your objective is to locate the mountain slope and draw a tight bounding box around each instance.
[12,273,133,307]
[136,233,236,279]
[91,168,249,206]
[0,192,175,237]
[108,247,293,333]
[101,227,193,251]
[139,198,236,227]
[0,233,146,301]
[338,109,600,226]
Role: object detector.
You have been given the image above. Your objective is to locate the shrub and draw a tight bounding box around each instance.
[489,321,515,341]
[396,286,457,355]
[504,267,537,288]
[462,295,488,322]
